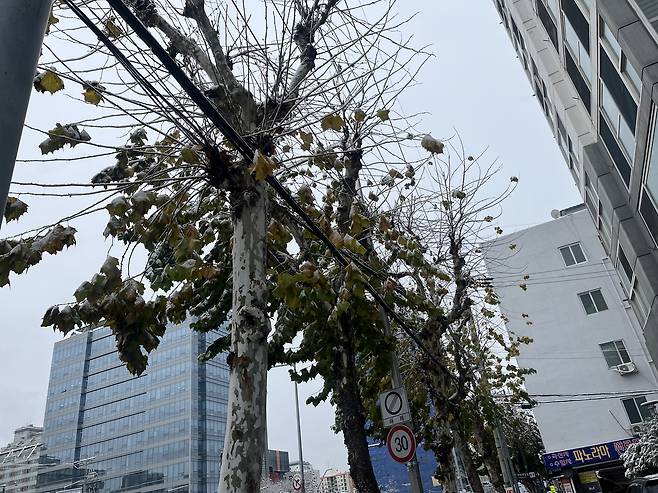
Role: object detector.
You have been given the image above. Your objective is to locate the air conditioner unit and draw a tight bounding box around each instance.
[614,362,638,375]
[631,423,647,435]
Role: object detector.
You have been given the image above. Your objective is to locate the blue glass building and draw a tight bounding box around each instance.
[36,323,229,493]
[369,441,442,493]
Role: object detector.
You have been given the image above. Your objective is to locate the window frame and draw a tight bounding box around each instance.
[563,12,591,84]
[559,242,587,266]
[616,242,635,296]
[621,396,652,425]
[640,105,658,247]
[599,340,632,368]
[599,17,640,105]
[578,288,609,315]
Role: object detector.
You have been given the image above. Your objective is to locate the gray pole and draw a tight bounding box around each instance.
[293,363,306,493]
[493,424,519,493]
[380,307,424,493]
[0,1,52,228]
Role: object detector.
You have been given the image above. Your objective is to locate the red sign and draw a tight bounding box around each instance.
[386,424,417,463]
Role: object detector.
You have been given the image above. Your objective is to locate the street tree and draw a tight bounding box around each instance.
[2,0,430,491]
[623,416,658,478]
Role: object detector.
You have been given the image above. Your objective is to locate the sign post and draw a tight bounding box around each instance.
[379,387,412,427]
[292,473,303,492]
[386,424,417,464]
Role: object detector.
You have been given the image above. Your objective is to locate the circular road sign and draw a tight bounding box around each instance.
[386,424,417,463]
[292,473,303,491]
[384,390,403,416]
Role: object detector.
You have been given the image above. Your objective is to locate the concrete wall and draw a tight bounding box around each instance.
[484,209,658,453]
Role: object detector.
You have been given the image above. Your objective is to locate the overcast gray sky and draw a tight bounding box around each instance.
[0,0,580,473]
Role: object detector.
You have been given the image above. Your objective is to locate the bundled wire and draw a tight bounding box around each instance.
[63,0,457,379]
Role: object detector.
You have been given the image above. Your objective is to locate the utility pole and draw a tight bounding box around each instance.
[493,423,519,493]
[293,363,306,493]
[380,307,424,493]
[0,1,52,227]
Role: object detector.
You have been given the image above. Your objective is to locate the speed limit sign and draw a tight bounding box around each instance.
[386,424,416,463]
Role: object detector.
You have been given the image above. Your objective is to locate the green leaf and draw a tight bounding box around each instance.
[299,130,314,151]
[33,71,64,94]
[181,147,201,164]
[4,197,28,223]
[39,123,91,154]
[376,109,390,121]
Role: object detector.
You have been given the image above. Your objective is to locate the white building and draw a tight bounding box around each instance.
[0,425,44,493]
[483,206,658,457]
[318,471,355,493]
[490,0,658,364]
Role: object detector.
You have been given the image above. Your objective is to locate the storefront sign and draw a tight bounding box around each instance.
[542,438,639,472]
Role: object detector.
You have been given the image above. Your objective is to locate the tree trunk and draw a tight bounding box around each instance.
[455,430,485,493]
[219,181,270,493]
[473,418,505,493]
[334,319,381,493]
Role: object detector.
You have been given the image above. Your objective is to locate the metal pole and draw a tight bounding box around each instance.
[493,424,519,493]
[293,363,306,493]
[380,307,424,493]
[0,1,52,228]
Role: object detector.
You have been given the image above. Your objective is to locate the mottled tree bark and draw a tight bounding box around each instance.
[219,180,270,493]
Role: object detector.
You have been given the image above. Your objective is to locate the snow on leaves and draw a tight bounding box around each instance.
[33,70,64,94]
[421,134,444,154]
[0,225,76,287]
[39,123,91,155]
[4,197,28,223]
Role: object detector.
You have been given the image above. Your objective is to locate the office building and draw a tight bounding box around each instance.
[491,0,658,360]
[265,449,290,481]
[0,425,43,493]
[318,471,355,493]
[484,206,658,492]
[368,442,442,493]
[36,322,229,493]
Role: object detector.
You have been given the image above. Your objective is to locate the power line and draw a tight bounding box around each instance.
[67,0,455,380]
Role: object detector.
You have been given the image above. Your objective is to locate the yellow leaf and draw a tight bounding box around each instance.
[320,114,344,131]
[249,150,276,181]
[83,87,103,105]
[46,11,59,34]
[376,109,390,121]
[104,17,124,38]
[34,71,64,94]
[353,108,366,122]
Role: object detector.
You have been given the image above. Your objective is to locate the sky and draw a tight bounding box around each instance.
[0,0,581,474]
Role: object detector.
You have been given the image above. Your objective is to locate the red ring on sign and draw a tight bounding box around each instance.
[386,424,416,463]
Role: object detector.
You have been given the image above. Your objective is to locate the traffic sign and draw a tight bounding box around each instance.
[379,387,411,427]
[386,424,417,463]
[292,473,303,491]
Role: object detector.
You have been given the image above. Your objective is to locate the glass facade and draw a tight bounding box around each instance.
[36,323,229,493]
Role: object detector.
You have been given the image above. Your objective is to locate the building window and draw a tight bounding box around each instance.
[600,83,635,160]
[537,0,559,50]
[579,289,608,314]
[622,396,652,424]
[559,242,587,266]
[617,243,634,293]
[641,107,658,245]
[564,17,591,85]
[600,340,631,368]
[622,54,642,96]
[600,18,621,62]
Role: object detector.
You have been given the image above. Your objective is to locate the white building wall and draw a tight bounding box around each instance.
[484,208,658,453]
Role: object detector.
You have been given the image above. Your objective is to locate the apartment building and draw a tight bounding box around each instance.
[491,0,658,361]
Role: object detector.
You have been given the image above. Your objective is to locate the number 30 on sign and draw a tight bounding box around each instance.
[386,424,417,463]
